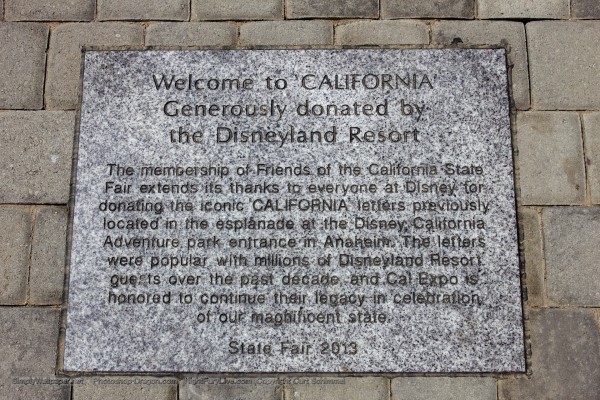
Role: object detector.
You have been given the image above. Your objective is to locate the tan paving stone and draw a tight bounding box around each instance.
[146,22,236,47]
[335,20,429,45]
[240,21,332,46]
[181,379,283,400]
[583,113,600,203]
[287,0,378,18]
[519,207,544,307]
[6,0,95,21]
[73,378,177,400]
[478,0,568,19]
[392,377,496,400]
[572,0,600,19]
[287,377,387,400]
[0,207,31,304]
[192,0,283,20]
[97,0,188,21]
[382,0,473,18]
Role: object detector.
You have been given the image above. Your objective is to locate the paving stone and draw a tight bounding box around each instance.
[519,207,544,307]
[97,0,188,21]
[478,0,568,19]
[0,0,3,20]
[46,23,143,110]
[335,20,429,45]
[572,0,600,19]
[543,207,600,306]
[432,21,529,109]
[180,379,283,400]
[392,377,496,400]
[583,113,600,203]
[73,378,177,400]
[192,0,283,20]
[527,21,600,110]
[0,112,75,203]
[499,309,600,399]
[516,112,585,205]
[5,0,95,21]
[0,23,48,109]
[146,23,236,47]
[286,377,387,400]
[240,21,332,46]
[0,207,31,304]
[287,0,378,18]
[0,308,68,400]
[29,206,67,305]
[382,0,473,18]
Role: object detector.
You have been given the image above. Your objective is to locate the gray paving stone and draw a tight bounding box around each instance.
[73,378,177,400]
[287,0,378,18]
[583,113,600,204]
[0,207,31,304]
[432,21,529,109]
[335,20,429,45]
[240,21,332,46]
[29,206,67,305]
[180,379,283,400]
[543,207,600,306]
[527,21,600,110]
[287,377,387,400]
[516,112,585,205]
[0,308,68,400]
[97,0,188,21]
[192,0,283,20]
[392,377,496,400]
[146,23,236,47]
[46,23,143,110]
[499,309,600,399]
[0,0,3,20]
[0,23,48,109]
[478,0,568,19]
[0,112,75,203]
[382,0,473,18]
[572,0,600,19]
[520,207,544,307]
[5,0,95,21]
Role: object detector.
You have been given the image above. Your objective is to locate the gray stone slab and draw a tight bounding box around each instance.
[287,0,378,18]
[516,112,585,205]
[30,206,68,305]
[240,21,333,46]
[0,308,69,400]
[543,207,600,306]
[572,0,600,18]
[477,0,568,19]
[583,113,600,204]
[287,377,387,400]
[64,49,524,373]
[0,23,48,109]
[527,21,600,110]
[0,111,75,203]
[499,309,600,399]
[0,207,31,304]
[519,207,544,307]
[181,378,283,400]
[146,23,237,48]
[6,0,95,21]
[382,0,473,18]
[335,20,429,46]
[97,0,188,21]
[392,377,496,400]
[73,378,177,400]
[192,0,283,20]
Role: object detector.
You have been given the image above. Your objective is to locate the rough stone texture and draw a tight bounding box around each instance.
[46,23,143,110]
[392,377,496,400]
[516,112,585,205]
[572,0,600,19]
[0,23,48,109]
[382,0,473,19]
[192,0,283,20]
[287,377,387,400]
[432,21,530,109]
[181,379,283,400]
[73,379,177,400]
[583,113,600,203]
[499,309,600,399]
[146,23,236,47]
[543,207,600,306]
[5,0,95,21]
[519,207,544,307]
[97,0,188,21]
[64,49,523,373]
[240,21,332,46]
[527,21,600,110]
[477,0,568,19]
[335,20,429,45]
[287,0,378,18]
[29,206,68,305]
[0,308,69,400]
[0,112,75,203]
[0,207,31,304]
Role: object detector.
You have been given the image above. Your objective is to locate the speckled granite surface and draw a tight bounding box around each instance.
[64,50,525,372]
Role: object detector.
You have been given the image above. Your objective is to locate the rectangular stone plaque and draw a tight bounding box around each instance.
[64,49,525,372]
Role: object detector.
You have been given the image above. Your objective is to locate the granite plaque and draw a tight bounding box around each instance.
[64,49,525,372]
